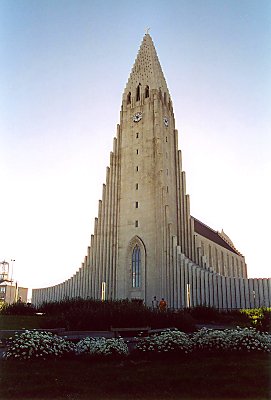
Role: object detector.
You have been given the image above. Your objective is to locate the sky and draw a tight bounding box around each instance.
[0,0,270,298]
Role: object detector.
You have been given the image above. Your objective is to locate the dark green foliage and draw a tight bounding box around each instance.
[241,307,271,332]
[38,298,196,332]
[0,302,37,316]
[188,306,250,326]
[0,315,48,331]
[188,306,221,322]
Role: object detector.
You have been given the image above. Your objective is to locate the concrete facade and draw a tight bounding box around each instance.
[0,283,28,304]
[32,34,271,309]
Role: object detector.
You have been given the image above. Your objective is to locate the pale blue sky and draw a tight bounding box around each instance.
[0,0,270,293]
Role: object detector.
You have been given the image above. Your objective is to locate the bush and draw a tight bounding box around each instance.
[136,329,193,355]
[3,330,75,360]
[0,302,37,316]
[188,306,221,322]
[241,308,271,332]
[227,327,271,353]
[39,299,196,332]
[192,327,271,354]
[192,328,230,352]
[76,336,129,358]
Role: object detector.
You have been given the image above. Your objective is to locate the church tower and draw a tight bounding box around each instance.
[117,33,192,304]
[33,34,271,311]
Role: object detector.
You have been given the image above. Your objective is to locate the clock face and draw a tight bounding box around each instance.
[164,117,169,127]
[133,112,143,123]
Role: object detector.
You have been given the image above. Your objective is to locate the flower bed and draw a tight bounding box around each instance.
[136,328,192,355]
[4,330,75,360]
[76,336,129,358]
[192,327,271,353]
[192,327,230,352]
[3,327,271,361]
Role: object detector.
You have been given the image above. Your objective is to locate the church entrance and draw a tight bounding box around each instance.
[126,236,146,302]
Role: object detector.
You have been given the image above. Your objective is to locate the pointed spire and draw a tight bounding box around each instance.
[123,33,170,102]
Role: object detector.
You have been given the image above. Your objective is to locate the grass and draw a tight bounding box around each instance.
[0,353,270,399]
[0,315,49,331]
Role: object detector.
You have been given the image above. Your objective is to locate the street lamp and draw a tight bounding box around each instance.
[11,259,15,283]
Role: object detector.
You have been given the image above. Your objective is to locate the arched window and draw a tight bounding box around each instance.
[145,85,149,98]
[127,92,131,104]
[132,245,141,287]
[136,84,141,101]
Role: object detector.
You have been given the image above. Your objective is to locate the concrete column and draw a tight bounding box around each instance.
[267,279,271,307]
[92,217,99,299]
[172,236,178,308]
[200,269,205,306]
[208,273,214,307]
[243,278,250,308]
[204,271,210,307]
[262,279,269,307]
[230,278,236,309]
[187,196,192,259]
[234,278,241,309]
[175,148,181,246]
[221,276,227,309]
[253,279,260,308]
[258,279,264,307]
[217,275,223,309]
[179,254,185,307]
[181,172,187,254]
[112,131,120,299]
[192,265,198,307]
[213,274,218,308]
[195,267,201,306]
[90,234,95,298]
[239,278,245,309]
[226,277,232,309]
[176,247,181,308]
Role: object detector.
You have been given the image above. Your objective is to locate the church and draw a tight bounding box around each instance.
[32,34,271,309]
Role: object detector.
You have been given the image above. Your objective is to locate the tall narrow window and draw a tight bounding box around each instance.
[145,85,149,98]
[136,132,139,138]
[136,149,139,154]
[136,183,138,190]
[135,220,139,227]
[132,245,141,287]
[135,201,139,208]
[127,92,131,104]
[136,84,141,101]
[136,166,139,172]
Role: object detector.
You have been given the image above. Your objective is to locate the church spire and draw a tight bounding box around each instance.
[123,33,170,104]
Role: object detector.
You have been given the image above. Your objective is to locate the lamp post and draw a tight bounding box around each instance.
[11,259,15,283]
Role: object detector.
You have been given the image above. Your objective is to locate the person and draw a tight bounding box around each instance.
[152,296,158,311]
[159,298,167,312]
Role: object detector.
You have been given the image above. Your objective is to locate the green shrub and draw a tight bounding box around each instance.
[0,302,37,316]
[188,306,221,322]
[241,308,271,332]
[38,299,196,332]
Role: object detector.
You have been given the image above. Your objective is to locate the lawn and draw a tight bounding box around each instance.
[0,353,270,400]
[0,315,49,331]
